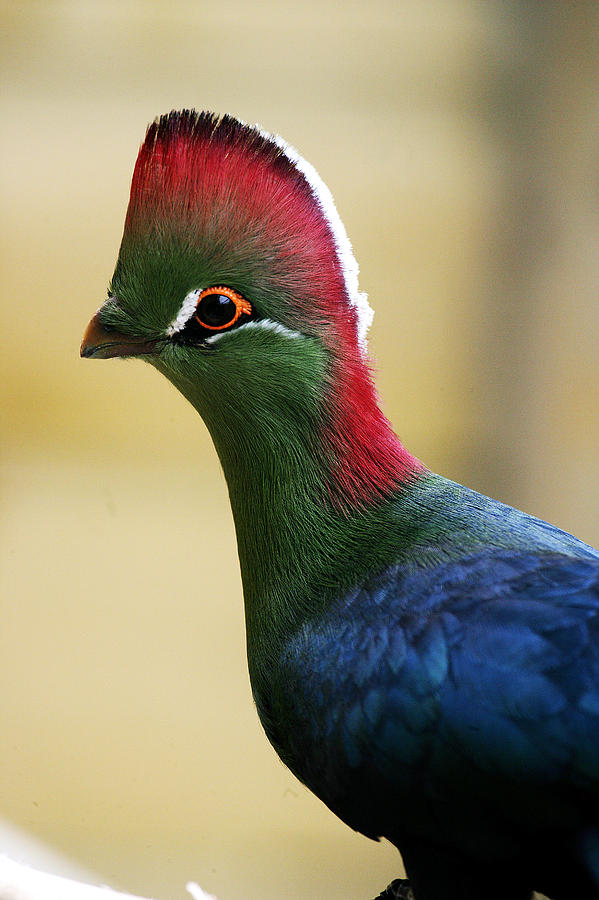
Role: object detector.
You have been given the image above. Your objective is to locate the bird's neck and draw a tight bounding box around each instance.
[221,422,420,692]
[153,337,423,684]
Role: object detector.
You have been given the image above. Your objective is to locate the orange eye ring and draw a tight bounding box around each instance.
[194,286,252,331]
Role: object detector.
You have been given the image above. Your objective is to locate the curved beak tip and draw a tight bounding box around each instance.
[80,311,112,359]
[80,311,158,359]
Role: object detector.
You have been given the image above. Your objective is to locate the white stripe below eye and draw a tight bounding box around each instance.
[165,290,304,345]
[165,289,201,336]
[204,319,303,344]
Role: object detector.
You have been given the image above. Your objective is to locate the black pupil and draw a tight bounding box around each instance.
[198,293,237,327]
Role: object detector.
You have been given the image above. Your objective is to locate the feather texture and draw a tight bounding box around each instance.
[82,110,599,900]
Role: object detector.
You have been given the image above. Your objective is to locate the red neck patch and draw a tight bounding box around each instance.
[125,110,423,506]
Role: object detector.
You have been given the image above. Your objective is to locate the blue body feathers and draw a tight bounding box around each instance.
[260,475,599,899]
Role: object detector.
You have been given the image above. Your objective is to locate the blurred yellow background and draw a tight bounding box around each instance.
[2,2,598,898]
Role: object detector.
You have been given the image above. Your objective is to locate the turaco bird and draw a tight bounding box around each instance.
[81,110,599,900]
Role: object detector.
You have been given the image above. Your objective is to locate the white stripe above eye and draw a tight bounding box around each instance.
[165,288,201,336]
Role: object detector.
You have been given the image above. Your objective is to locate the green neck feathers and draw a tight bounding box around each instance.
[151,329,418,687]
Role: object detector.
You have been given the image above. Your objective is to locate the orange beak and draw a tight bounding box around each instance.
[80,311,159,359]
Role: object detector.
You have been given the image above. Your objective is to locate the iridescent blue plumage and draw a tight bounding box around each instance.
[260,476,599,900]
[82,111,599,900]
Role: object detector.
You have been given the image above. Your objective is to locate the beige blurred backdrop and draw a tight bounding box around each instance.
[2,2,599,898]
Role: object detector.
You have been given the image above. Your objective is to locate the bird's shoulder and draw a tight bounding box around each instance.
[272,546,599,813]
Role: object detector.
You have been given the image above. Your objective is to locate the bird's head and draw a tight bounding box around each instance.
[82,110,420,508]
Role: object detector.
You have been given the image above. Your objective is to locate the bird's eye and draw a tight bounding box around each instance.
[194,287,252,331]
